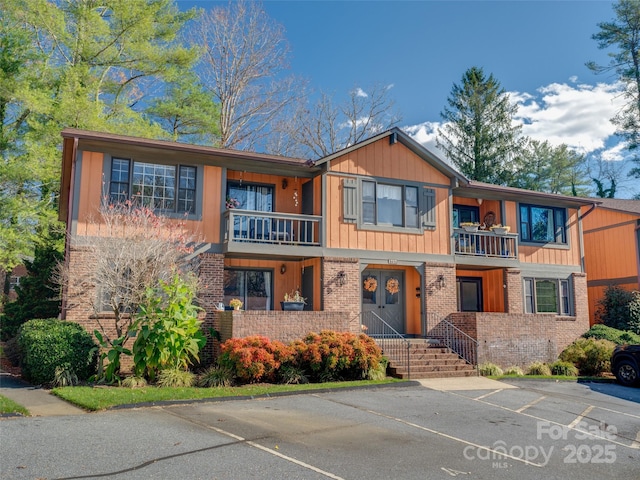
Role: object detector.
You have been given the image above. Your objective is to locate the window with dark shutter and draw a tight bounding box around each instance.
[343,178,358,223]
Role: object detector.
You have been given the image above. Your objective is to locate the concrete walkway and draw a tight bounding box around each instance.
[0,373,85,417]
[417,376,518,391]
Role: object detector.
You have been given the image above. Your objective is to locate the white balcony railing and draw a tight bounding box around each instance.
[454,229,518,259]
[224,210,322,246]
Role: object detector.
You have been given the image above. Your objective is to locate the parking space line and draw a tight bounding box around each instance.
[163,409,346,480]
[444,391,638,450]
[359,407,544,467]
[631,430,640,450]
[474,389,503,400]
[515,395,546,413]
[568,405,594,428]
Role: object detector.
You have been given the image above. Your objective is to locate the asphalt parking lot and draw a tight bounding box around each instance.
[1,379,638,479]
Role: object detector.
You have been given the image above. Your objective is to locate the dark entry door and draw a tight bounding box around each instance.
[457,277,482,312]
[362,269,405,333]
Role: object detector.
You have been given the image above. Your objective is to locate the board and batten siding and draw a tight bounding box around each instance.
[74,150,222,243]
[326,139,452,254]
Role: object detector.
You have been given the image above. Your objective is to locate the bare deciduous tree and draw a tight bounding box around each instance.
[270,83,401,159]
[188,0,303,151]
[60,202,199,349]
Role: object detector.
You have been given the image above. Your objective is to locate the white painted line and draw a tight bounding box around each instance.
[164,410,346,480]
[631,430,640,450]
[568,405,594,429]
[445,391,637,450]
[515,395,546,413]
[474,389,503,400]
[362,407,543,467]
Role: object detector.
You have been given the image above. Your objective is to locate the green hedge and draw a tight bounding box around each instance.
[17,319,97,385]
[583,324,640,345]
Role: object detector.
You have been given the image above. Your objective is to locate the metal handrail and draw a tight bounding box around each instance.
[425,314,478,371]
[361,310,411,379]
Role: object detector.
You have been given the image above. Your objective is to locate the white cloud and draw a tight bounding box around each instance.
[354,87,368,98]
[512,82,625,154]
[406,81,627,157]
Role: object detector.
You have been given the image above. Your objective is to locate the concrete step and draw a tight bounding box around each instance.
[392,370,478,379]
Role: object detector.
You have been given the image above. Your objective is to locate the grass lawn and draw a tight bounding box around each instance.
[53,379,405,411]
[0,395,29,416]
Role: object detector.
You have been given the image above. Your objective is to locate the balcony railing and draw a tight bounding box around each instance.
[224,210,322,246]
[454,228,518,259]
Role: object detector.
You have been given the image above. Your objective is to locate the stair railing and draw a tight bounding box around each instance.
[360,310,411,379]
[425,314,479,373]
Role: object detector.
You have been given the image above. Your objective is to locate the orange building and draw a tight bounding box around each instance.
[59,128,593,371]
[582,198,640,325]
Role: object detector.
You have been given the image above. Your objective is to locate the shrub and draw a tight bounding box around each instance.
[628,291,640,335]
[526,362,552,376]
[17,319,97,385]
[559,338,616,376]
[52,364,79,387]
[478,362,503,376]
[121,376,148,388]
[596,285,635,331]
[292,331,383,382]
[503,366,524,376]
[549,360,579,377]
[583,324,640,345]
[219,336,293,384]
[156,368,195,387]
[278,365,309,385]
[197,365,235,388]
[3,336,21,366]
[132,274,206,381]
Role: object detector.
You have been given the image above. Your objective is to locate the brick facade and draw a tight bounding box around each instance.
[505,268,523,313]
[423,262,457,318]
[449,311,590,367]
[322,257,361,332]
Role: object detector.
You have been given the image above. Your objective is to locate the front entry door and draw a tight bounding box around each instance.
[362,269,405,334]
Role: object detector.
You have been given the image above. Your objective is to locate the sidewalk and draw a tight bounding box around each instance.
[0,373,85,417]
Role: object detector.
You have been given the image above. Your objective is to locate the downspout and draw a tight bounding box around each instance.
[60,137,78,320]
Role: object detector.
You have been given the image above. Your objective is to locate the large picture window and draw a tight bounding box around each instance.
[223,269,272,310]
[362,180,419,228]
[519,204,566,244]
[109,158,197,214]
[524,278,571,315]
[226,182,273,212]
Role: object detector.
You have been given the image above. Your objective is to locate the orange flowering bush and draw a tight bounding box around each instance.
[291,330,382,382]
[219,336,292,384]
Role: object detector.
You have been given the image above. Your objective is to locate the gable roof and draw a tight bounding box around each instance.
[314,127,468,184]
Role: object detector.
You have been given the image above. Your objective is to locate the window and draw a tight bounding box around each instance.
[524,278,570,315]
[109,158,197,214]
[519,204,566,244]
[226,182,273,212]
[223,269,272,310]
[453,204,480,228]
[362,180,419,228]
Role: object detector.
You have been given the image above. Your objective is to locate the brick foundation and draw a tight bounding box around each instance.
[449,312,590,367]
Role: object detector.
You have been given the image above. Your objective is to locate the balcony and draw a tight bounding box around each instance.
[454,228,518,260]
[224,210,322,251]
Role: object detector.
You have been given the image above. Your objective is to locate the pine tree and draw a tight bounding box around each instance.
[437,66,523,185]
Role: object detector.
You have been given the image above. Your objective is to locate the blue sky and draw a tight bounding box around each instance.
[180,1,636,197]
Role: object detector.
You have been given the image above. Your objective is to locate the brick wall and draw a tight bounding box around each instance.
[449,312,590,367]
[423,262,457,318]
[505,268,523,313]
[322,257,360,332]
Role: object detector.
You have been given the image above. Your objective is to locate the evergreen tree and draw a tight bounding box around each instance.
[0,228,63,339]
[588,0,640,156]
[437,66,523,185]
[1,0,204,274]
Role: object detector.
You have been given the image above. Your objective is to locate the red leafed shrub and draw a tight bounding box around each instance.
[219,336,292,384]
[293,330,382,381]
